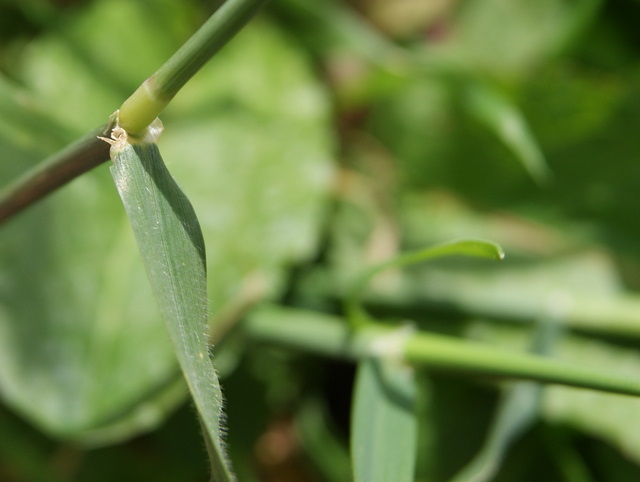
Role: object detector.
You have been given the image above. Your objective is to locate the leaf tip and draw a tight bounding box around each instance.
[448,239,505,261]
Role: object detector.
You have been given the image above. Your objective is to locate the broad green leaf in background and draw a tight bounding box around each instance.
[276,0,554,191]
[351,357,418,482]
[273,0,401,65]
[0,77,72,156]
[0,0,332,442]
[0,128,180,442]
[109,126,233,481]
[432,0,603,78]
[156,11,334,314]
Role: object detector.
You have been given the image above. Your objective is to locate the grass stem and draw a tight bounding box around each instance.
[0,126,110,224]
[0,0,266,224]
[118,0,267,136]
[247,306,640,398]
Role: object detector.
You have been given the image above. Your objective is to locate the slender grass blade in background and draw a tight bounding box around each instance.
[451,320,559,482]
[463,80,551,184]
[346,239,504,326]
[295,399,352,482]
[108,124,234,481]
[451,386,541,482]
[351,357,417,482]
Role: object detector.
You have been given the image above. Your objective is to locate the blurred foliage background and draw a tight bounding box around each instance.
[3,0,640,480]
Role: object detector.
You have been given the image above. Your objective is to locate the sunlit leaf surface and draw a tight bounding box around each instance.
[110,137,233,481]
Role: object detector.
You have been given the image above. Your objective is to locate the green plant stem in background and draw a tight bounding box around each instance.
[0,0,267,226]
[247,306,640,398]
[118,0,268,136]
[0,126,110,224]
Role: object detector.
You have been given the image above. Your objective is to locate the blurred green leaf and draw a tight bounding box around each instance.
[273,0,400,65]
[347,239,504,325]
[0,159,181,442]
[296,398,352,482]
[433,0,603,77]
[0,76,72,155]
[519,65,624,149]
[462,80,551,184]
[351,357,417,482]
[159,19,334,313]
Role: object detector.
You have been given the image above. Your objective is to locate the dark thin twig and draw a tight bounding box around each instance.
[0,125,111,224]
[0,0,267,226]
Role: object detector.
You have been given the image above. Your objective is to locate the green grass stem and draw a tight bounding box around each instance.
[0,0,266,224]
[118,0,267,136]
[247,306,640,398]
[0,125,110,224]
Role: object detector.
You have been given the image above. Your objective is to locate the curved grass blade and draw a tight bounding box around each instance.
[452,382,541,482]
[451,320,559,482]
[463,80,552,185]
[108,125,234,481]
[351,357,417,482]
[296,399,352,482]
[346,239,504,326]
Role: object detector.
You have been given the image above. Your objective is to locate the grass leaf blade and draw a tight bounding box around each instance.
[463,80,551,184]
[452,382,541,482]
[347,239,504,326]
[450,320,560,482]
[110,136,234,481]
[351,357,418,482]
